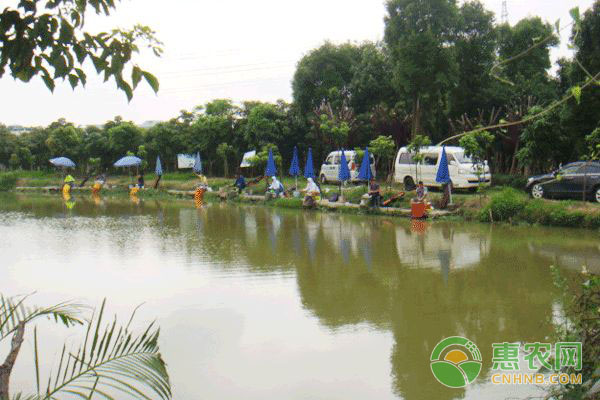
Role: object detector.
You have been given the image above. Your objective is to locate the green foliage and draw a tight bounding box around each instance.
[0,172,17,191]
[247,144,282,173]
[548,267,599,399]
[216,142,235,177]
[480,187,600,229]
[0,0,162,100]
[480,187,527,222]
[0,294,171,400]
[384,0,458,136]
[517,107,570,172]
[8,153,20,170]
[406,135,431,181]
[585,127,600,159]
[491,174,528,189]
[369,135,396,176]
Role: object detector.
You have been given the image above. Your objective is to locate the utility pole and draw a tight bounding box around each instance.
[501,0,509,25]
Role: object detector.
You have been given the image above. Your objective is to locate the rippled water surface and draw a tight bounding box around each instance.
[1,193,597,400]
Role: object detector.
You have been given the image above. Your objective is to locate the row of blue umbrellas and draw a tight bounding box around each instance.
[50,145,453,188]
[265,147,374,182]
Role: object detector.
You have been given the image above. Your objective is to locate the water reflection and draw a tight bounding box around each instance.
[0,195,593,400]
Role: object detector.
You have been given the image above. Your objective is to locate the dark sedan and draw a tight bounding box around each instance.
[526,161,600,203]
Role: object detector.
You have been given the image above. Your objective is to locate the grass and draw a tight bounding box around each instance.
[9,170,600,229]
[474,187,600,229]
[0,172,17,191]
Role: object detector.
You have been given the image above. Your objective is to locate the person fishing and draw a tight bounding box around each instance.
[302,177,320,207]
[63,174,75,195]
[415,181,428,203]
[368,177,381,207]
[194,172,209,205]
[234,173,247,193]
[267,176,284,198]
[137,173,145,189]
[92,173,106,194]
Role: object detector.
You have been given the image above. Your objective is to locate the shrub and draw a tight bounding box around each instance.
[480,187,527,222]
[0,172,17,191]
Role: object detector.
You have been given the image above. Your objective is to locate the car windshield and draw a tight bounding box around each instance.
[559,165,581,175]
[454,152,472,163]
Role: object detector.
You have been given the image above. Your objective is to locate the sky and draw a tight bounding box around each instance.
[0,0,595,127]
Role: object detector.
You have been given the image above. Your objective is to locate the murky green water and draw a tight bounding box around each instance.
[0,193,597,399]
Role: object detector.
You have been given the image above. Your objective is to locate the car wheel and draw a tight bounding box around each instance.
[531,184,544,199]
[595,187,600,203]
[320,174,327,185]
[404,176,415,191]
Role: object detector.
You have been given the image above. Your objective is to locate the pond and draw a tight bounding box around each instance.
[0,193,596,400]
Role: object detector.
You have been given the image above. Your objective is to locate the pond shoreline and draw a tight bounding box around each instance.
[9,185,600,230]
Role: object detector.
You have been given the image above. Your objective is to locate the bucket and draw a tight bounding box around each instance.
[411,202,426,218]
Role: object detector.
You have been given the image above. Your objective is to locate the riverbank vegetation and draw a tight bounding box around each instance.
[550,267,600,398]
[7,170,600,229]
[2,1,600,182]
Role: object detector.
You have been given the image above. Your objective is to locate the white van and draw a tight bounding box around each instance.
[393,146,491,190]
[319,150,376,184]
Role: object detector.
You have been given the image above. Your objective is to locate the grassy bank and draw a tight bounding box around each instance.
[465,187,600,229]
[8,170,600,229]
[0,172,17,191]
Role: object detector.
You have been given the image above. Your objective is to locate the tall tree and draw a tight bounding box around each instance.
[292,42,362,117]
[384,0,458,138]
[450,1,497,118]
[496,17,559,104]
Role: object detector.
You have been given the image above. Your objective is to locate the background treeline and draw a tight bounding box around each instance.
[1,0,600,177]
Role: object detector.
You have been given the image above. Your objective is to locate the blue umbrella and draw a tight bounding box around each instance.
[154,156,163,189]
[304,147,315,179]
[155,156,163,176]
[113,156,142,167]
[436,146,451,184]
[193,152,203,174]
[289,146,300,176]
[338,149,350,182]
[49,157,76,168]
[436,146,452,204]
[358,147,373,182]
[265,149,277,177]
[289,146,300,189]
[338,149,351,198]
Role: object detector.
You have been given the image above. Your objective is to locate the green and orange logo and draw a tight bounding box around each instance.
[430,336,482,388]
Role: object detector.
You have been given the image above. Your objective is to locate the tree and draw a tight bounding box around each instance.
[8,153,20,170]
[0,0,162,100]
[384,0,458,138]
[0,293,170,399]
[242,101,291,151]
[189,100,239,175]
[216,142,235,177]
[450,1,497,118]
[517,106,570,173]
[0,125,18,168]
[406,134,431,184]
[369,135,396,178]
[45,124,82,160]
[107,121,143,160]
[496,17,559,103]
[459,129,493,197]
[292,42,362,116]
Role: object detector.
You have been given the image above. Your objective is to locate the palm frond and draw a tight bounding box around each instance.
[0,294,84,341]
[35,299,171,400]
